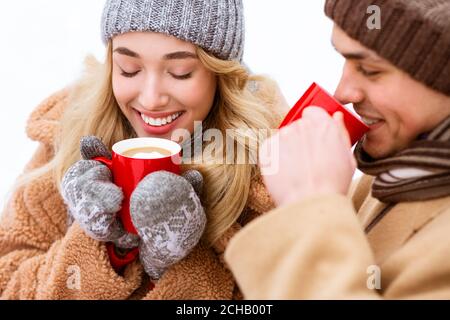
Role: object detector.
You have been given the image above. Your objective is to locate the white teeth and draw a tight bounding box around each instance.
[140,112,182,127]
[361,117,381,126]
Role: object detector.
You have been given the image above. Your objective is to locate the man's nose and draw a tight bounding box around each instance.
[334,62,365,105]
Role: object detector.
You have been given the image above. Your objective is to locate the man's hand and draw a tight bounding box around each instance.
[259,107,356,207]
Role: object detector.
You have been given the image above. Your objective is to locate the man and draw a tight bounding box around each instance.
[225,0,450,299]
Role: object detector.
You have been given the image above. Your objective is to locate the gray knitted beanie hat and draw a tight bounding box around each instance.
[101,0,245,62]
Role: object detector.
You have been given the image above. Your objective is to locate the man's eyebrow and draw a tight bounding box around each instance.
[342,52,370,60]
[331,41,382,62]
[113,47,197,60]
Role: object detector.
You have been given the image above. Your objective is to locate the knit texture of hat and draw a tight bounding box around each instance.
[325,0,450,96]
[101,0,244,61]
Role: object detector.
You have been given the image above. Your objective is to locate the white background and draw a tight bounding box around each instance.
[0,0,345,207]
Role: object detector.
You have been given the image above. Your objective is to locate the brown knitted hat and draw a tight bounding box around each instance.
[325,0,450,96]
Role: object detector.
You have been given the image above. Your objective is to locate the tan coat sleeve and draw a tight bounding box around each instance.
[225,194,450,299]
[0,144,143,299]
[1,224,143,299]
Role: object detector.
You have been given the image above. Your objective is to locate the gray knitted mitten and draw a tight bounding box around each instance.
[61,136,139,248]
[130,170,207,280]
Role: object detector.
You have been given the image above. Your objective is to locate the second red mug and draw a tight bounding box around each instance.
[279,82,369,145]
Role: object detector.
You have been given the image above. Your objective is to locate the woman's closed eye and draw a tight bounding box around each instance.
[169,72,193,80]
[120,68,140,78]
[119,69,192,80]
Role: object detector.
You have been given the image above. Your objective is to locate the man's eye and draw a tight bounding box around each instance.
[357,65,381,77]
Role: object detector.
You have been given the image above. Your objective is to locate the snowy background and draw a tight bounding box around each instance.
[0,0,344,207]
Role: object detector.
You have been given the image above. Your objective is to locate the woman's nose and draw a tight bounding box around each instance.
[138,77,170,111]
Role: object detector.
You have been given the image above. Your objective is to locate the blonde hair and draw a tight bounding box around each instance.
[11,41,283,245]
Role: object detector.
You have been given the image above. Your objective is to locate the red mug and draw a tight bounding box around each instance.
[93,138,182,234]
[279,82,369,145]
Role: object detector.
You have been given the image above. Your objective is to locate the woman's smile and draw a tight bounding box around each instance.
[133,108,187,136]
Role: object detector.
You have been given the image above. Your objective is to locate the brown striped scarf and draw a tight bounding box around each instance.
[355,116,450,203]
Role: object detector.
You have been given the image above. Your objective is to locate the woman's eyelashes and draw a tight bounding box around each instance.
[119,68,192,80]
[170,72,193,80]
[121,69,140,78]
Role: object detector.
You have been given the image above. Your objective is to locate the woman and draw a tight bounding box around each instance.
[0,0,286,299]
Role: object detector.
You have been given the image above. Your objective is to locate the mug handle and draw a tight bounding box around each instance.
[93,156,113,171]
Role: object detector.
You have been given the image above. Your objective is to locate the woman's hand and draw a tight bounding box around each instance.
[130,169,206,280]
[259,107,356,207]
[61,136,139,248]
